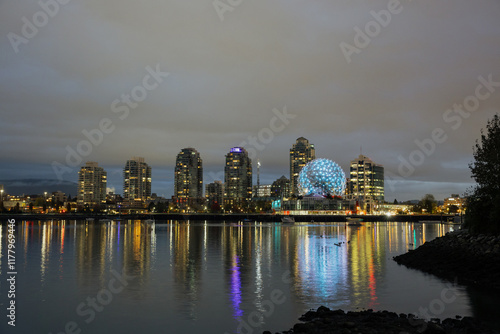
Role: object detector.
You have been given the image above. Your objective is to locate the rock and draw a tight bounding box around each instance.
[393,231,500,291]
[273,307,499,334]
[293,323,309,333]
[344,321,356,328]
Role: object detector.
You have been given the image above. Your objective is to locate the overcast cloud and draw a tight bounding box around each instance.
[1,0,499,201]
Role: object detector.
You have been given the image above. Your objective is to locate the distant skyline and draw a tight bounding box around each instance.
[1,0,500,201]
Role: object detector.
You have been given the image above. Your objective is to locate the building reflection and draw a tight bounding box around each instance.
[222,223,253,320]
[170,222,203,319]
[7,218,458,324]
[286,224,349,307]
[347,225,385,309]
[75,221,110,288]
[122,221,153,289]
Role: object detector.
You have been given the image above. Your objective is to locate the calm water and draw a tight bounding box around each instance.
[0,220,497,333]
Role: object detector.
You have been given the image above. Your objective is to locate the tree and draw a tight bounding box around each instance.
[420,194,437,214]
[210,201,222,213]
[29,202,33,213]
[148,202,155,212]
[393,199,398,204]
[465,114,500,234]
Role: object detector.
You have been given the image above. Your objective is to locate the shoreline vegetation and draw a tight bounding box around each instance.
[0,213,460,223]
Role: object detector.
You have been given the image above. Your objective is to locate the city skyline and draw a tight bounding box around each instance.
[0,142,484,202]
[1,1,500,202]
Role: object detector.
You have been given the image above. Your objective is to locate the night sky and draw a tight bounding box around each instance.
[1,0,500,201]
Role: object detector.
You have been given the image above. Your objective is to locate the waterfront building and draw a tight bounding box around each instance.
[51,191,67,204]
[174,148,203,209]
[224,147,252,209]
[443,194,465,213]
[281,196,356,214]
[348,154,384,213]
[271,175,291,199]
[123,157,151,202]
[290,137,315,195]
[77,162,107,206]
[205,181,224,207]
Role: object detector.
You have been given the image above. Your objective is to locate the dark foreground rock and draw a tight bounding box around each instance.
[393,230,500,290]
[266,306,499,334]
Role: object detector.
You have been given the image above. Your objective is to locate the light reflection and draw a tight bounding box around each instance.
[59,220,65,278]
[150,221,156,259]
[230,255,243,319]
[0,224,2,275]
[10,218,465,332]
[254,226,264,313]
[293,224,349,305]
[40,221,51,283]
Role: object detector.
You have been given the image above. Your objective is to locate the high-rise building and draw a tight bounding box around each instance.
[123,157,151,201]
[174,148,203,200]
[224,147,252,207]
[77,162,107,205]
[348,154,384,212]
[205,181,224,207]
[253,184,271,198]
[290,137,315,195]
[271,175,291,199]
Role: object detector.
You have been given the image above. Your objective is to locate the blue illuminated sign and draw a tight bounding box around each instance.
[230,147,242,153]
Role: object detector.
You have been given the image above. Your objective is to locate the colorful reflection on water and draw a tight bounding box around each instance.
[1,220,495,334]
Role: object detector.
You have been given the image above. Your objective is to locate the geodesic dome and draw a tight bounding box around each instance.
[298,158,346,197]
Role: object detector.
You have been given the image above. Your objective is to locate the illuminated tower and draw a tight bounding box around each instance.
[290,137,315,195]
[77,162,107,205]
[123,157,152,201]
[348,154,384,212]
[174,148,203,200]
[224,147,252,208]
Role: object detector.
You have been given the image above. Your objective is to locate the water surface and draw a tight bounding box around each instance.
[0,220,495,333]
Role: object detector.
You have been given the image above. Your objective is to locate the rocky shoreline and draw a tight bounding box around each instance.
[265,306,499,334]
[266,231,500,334]
[393,230,500,291]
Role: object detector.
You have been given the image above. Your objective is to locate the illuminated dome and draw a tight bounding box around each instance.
[298,158,346,197]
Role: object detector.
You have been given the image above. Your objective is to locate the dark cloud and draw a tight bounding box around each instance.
[1,0,499,201]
